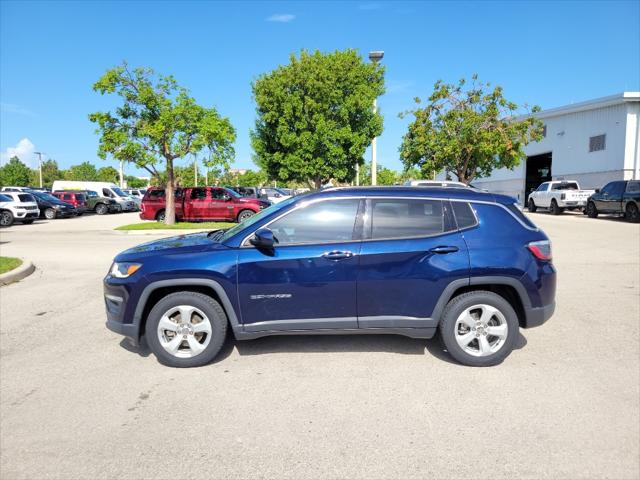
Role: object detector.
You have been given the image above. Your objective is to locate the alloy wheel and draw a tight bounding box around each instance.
[238,210,255,222]
[454,304,509,357]
[156,305,212,358]
[0,211,12,226]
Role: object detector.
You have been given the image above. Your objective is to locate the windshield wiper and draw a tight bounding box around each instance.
[207,229,228,241]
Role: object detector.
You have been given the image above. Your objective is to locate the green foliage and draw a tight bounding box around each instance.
[0,256,22,275]
[89,62,236,223]
[64,161,98,181]
[0,156,32,186]
[116,221,235,231]
[399,75,544,184]
[29,159,63,188]
[125,175,149,188]
[357,163,400,186]
[220,169,268,187]
[97,166,120,183]
[251,49,385,189]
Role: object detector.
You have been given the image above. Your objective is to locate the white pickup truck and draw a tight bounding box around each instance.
[527,180,595,215]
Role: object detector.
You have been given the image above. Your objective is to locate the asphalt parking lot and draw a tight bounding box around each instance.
[0,211,638,479]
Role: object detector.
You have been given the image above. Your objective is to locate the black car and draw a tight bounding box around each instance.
[586,180,640,222]
[28,190,77,219]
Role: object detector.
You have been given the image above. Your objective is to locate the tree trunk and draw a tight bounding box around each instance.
[313,178,323,190]
[165,159,176,225]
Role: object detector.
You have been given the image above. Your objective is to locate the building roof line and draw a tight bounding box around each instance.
[530,92,639,119]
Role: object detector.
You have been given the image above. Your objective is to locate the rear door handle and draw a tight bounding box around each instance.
[322,250,354,260]
[429,246,459,254]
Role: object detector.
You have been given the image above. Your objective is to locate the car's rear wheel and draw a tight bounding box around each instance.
[237,209,255,223]
[145,291,228,368]
[625,203,640,223]
[0,210,14,227]
[550,199,563,215]
[155,210,166,222]
[44,208,56,220]
[527,199,537,212]
[95,203,108,215]
[439,291,519,367]
[586,201,598,218]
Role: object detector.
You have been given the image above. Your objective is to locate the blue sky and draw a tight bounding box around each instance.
[1,0,639,177]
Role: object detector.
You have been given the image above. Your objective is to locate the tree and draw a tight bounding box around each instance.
[89,62,236,224]
[0,156,32,186]
[251,49,385,189]
[357,163,399,186]
[64,161,98,181]
[29,159,62,187]
[399,75,544,184]
[125,175,149,188]
[97,166,120,183]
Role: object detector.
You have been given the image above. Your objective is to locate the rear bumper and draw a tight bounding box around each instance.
[523,301,555,328]
[559,200,587,207]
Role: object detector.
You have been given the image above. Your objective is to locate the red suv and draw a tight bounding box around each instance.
[52,191,88,215]
[140,187,270,223]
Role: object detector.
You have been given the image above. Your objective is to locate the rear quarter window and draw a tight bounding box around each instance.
[626,181,640,193]
[505,204,537,229]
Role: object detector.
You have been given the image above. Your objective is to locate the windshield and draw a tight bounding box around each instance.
[552,182,579,191]
[216,195,299,243]
[112,187,127,197]
[31,191,60,202]
[224,188,241,198]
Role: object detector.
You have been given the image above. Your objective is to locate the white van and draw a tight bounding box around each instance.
[51,181,136,211]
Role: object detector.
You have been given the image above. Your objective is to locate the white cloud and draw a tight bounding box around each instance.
[1,138,36,166]
[266,13,295,22]
[1,103,36,117]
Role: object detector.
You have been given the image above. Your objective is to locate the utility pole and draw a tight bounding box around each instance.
[119,160,124,188]
[193,153,198,186]
[368,51,384,186]
[34,152,44,187]
[355,163,360,186]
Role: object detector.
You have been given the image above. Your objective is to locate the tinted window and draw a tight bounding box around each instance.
[626,181,640,193]
[211,188,226,200]
[505,204,537,229]
[87,191,98,198]
[0,194,11,202]
[63,194,72,200]
[190,188,207,200]
[452,202,478,229]
[76,194,86,201]
[18,194,35,203]
[551,182,579,190]
[102,188,114,198]
[147,189,165,199]
[602,181,624,196]
[537,183,548,192]
[268,199,359,245]
[371,199,444,239]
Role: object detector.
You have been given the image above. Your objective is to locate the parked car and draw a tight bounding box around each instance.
[527,180,595,215]
[52,181,136,212]
[84,190,121,215]
[586,180,640,222]
[226,186,269,202]
[140,186,270,223]
[122,189,146,210]
[1,186,33,192]
[259,187,292,204]
[105,186,556,368]
[27,190,77,219]
[51,191,88,215]
[0,192,39,226]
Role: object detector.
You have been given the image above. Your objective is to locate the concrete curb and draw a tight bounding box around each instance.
[0,260,35,286]
[114,229,211,235]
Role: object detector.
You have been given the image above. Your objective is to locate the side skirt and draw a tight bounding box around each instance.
[234,327,437,341]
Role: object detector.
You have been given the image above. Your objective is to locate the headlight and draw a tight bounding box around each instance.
[110,262,142,278]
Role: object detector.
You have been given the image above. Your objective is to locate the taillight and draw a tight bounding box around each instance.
[527,240,552,261]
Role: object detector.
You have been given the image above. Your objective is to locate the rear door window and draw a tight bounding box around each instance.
[451,202,478,229]
[371,199,445,239]
[190,188,207,200]
[63,194,72,200]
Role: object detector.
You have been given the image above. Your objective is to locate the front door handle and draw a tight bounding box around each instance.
[430,246,459,254]
[322,250,354,260]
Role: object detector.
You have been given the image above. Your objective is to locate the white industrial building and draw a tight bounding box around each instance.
[464,92,640,203]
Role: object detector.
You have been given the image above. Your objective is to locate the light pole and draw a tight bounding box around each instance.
[368,50,384,186]
[34,152,44,187]
[193,153,198,186]
[119,160,124,188]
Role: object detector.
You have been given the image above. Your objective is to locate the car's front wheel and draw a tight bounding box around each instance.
[95,203,108,215]
[527,199,537,212]
[44,208,56,220]
[439,291,519,367]
[145,291,228,367]
[155,210,166,222]
[586,201,598,218]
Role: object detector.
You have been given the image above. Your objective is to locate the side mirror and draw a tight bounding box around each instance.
[249,228,278,249]
[595,189,600,193]
[223,194,231,201]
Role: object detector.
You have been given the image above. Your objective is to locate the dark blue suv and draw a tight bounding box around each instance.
[104,187,556,367]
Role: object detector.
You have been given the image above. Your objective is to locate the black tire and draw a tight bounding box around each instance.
[0,210,14,227]
[145,291,228,368]
[44,208,56,220]
[438,291,519,367]
[586,201,598,218]
[527,199,537,213]
[550,199,563,215]
[625,202,640,223]
[95,203,108,215]
[156,210,166,222]
[236,209,255,223]
[21,219,34,224]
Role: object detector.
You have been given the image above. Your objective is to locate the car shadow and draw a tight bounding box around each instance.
[424,331,528,365]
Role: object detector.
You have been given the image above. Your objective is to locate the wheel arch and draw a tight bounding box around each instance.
[133,278,242,341]
[433,277,531,328]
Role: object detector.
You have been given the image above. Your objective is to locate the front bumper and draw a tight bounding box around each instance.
[523,301,555,328]
[104,279,140,345]
[56,209,76,217]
